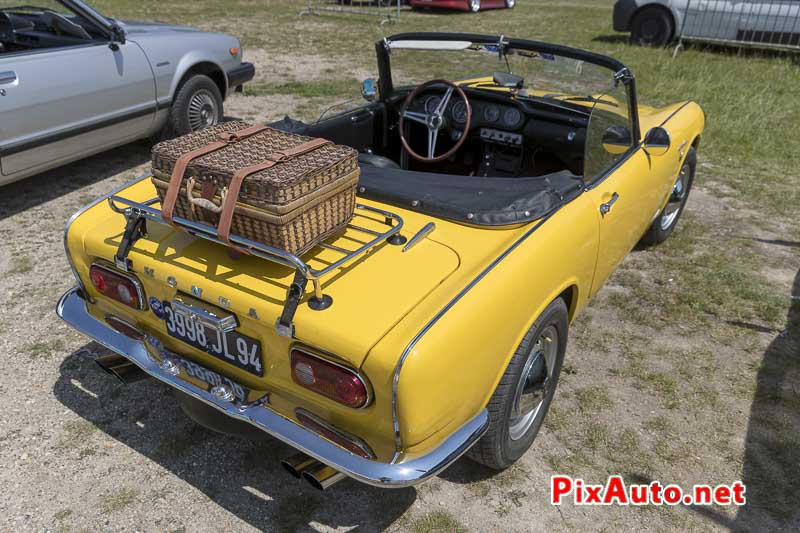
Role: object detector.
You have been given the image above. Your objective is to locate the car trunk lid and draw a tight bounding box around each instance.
[77,179,460,374]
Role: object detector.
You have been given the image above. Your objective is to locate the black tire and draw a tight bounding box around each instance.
[630,7,675,46]
[166,74,224,138]
[641,147,696,246]
[467,298,569,470]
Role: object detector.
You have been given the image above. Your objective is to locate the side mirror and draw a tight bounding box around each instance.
[493,71,524,89]
[108,24,125,49]
[602,125,632,155]
[361,78,377,102]
[643,127,671,156]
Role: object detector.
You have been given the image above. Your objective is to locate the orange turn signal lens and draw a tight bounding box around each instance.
[229,47,239,56]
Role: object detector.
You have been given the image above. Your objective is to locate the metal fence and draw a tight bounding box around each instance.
[677,0,800,52]
[301,0,403,24]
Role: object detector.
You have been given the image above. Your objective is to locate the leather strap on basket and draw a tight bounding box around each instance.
[161,125,269,226]
[216,137,333,246]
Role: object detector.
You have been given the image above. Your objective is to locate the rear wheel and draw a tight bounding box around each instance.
[467,298,568,470]
[469,0,481,12]
[641,147,696,246]
[505,0,515,7]
[167,74,224,138]
[630,7,675,46]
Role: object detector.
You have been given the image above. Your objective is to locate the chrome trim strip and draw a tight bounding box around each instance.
[56,287,488,488]
[63,174,151,296]
[402,222,436,253]
[391,212,554,461]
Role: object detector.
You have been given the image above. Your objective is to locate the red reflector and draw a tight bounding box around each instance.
[105,316,145,341]
[89,264,144,310]
[296,410,374,459]
[290,349,369,408]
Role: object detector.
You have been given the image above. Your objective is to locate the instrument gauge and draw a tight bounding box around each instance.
[424,96,442,114]
[483,105,500,123]
[451,101,468,124]
[503,108,523,127]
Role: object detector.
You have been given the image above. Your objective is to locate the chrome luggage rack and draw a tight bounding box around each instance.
[106,191,405,337]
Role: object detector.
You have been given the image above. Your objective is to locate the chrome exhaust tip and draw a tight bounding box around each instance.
[280,452,318,479]
[302,462,346,490]
[95,353,148,384]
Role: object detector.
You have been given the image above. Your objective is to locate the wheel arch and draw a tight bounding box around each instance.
[171,60,228,103]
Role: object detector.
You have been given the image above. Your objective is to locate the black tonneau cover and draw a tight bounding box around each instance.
[358,165,584,226]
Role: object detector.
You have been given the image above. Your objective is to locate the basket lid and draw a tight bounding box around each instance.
[152,121,357,206]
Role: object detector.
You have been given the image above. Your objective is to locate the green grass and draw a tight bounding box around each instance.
[100,488,139,514]
[24,338,66,360]
[244,79,361,98]
[7,255,33,275]
[410,511,467,533]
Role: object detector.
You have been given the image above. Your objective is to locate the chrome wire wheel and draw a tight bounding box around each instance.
[187,89,219,131]
[506,0,515,7]
[660,162,690,230]
[470,0,480,12]
[508,325,558,441]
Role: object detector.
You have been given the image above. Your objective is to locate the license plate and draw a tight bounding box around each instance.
[163,303,263,376]
[178,357,251,403]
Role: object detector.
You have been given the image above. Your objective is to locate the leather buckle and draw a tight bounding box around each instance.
[267,151,291,163]
[218,131,243,143]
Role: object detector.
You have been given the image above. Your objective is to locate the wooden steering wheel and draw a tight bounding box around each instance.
[399,79,472,163]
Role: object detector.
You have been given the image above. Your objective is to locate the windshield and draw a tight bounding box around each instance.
[387,40,619,108]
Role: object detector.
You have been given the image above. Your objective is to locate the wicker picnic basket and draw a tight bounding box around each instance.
[151,122,359,256]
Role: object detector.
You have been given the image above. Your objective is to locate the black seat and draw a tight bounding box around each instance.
[358,152,400,170]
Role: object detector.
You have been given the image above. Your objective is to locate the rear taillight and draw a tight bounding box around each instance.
[89,264,144,310]
[290,349,369,408]
[296,409,374,459]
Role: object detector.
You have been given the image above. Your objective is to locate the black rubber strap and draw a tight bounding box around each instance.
[276,270,308,337]
[114,214,147,271]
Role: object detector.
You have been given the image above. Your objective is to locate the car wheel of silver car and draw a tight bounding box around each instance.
[168,74,224,137]
[641,147,696,246]
[630,6,675,46]
[470,0,481,13]
[467,298,568,470]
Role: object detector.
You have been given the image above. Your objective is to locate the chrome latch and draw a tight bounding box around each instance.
[171,296,238,334]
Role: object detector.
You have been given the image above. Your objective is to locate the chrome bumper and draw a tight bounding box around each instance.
[56,287,489,488]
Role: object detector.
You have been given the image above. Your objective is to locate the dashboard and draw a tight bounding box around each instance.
[422,94,525,131]
[398,87,588,177]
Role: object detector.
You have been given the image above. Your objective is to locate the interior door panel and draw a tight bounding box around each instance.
[304,102,385,152]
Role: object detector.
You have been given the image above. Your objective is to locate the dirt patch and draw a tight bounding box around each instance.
[243,47,376,85]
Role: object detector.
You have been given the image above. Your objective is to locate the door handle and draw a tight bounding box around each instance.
[0,71,17,86]
[599,192,620,216]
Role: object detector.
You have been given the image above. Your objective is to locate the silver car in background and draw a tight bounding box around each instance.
[0,0,255,186]
[614,0,800,48]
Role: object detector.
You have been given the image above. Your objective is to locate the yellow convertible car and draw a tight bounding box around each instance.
[57,33,704,489]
